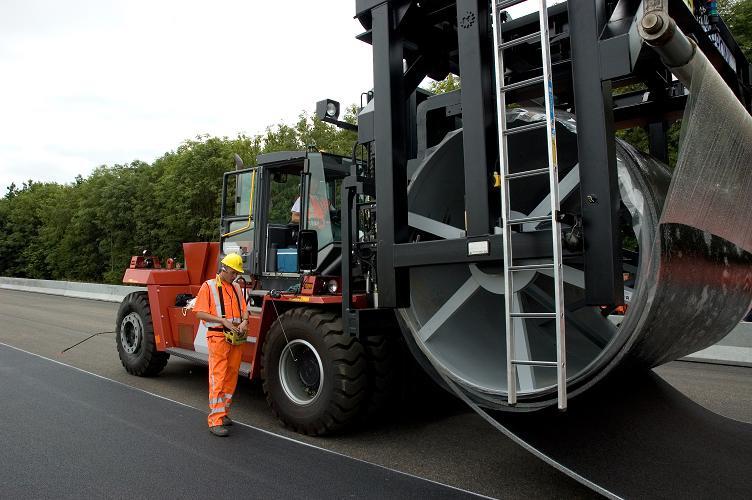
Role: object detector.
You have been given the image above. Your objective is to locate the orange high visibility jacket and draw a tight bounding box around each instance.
[193,278,247,338]
[307,196,330,227]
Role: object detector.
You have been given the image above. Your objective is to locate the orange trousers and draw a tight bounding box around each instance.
[207,336,244,427]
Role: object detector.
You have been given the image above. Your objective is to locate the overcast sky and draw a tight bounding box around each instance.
[0,0,375,193]
[0,1,546,194]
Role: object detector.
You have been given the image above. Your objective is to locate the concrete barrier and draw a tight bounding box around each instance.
[683,322,752,367]
[0,277,145,303]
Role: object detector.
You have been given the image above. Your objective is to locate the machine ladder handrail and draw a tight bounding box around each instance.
[491,0,567,410]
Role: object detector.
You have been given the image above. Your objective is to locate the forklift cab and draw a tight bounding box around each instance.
[220,151,350,289]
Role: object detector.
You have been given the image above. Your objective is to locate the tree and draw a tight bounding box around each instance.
[721,0,752,60]
[152,135,262,265]
[0,181,68,278]
[426,74,461,94]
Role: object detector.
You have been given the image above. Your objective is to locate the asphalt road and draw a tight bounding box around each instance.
[0,344,478,499]
[1,289,750,498]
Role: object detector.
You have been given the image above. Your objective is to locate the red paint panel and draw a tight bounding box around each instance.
[148,271,190,286]
[123,268,190,286]
[147,285,193,350]
[123,268,153,285]
[184,242,211,284]
[273,293,368,307]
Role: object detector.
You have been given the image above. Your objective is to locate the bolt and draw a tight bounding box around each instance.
[641,13,664,35]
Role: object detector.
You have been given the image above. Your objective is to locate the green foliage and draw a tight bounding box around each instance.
[0,181,69,279]
[426,74,461,94]
[721,0,752,60]
[0,114,356,283]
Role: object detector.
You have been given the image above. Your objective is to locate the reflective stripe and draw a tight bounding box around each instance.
[209,397,224,405]
[202,279,243,328]
[207,279,223,316]
[201,279,224,329]
[209,407,226,415]
[224,394,233,399]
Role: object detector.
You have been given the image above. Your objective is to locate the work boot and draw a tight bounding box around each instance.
[209,425,229,437]
[222,416,233,426]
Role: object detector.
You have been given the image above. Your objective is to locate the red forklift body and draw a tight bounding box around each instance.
[122,241,364,379]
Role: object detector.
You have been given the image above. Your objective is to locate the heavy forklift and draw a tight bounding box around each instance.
[116,0,752,438]
[118,149,391,435]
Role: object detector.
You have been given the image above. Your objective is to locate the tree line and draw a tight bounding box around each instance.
[0,114,356,283]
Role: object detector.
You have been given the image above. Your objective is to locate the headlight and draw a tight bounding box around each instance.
[326,102,338,118]
[326,279,339,294]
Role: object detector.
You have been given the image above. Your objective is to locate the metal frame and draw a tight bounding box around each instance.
[350,0,752,319]
[568,0,622,305]
[370,1,411,309]
[457,0,496,236]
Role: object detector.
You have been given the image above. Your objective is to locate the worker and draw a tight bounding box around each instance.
[290,179,330,228]
[290,197,301,224]
[193,253,248,437]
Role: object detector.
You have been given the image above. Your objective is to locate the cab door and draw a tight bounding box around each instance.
[220,167,259,275]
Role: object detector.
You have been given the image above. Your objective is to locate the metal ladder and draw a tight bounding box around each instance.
[491,0,567,410]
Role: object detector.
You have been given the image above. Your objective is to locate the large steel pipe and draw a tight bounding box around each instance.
[638,2,695,83]
[398,108,752,411]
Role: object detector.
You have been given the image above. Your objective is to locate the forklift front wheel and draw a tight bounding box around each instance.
[115,292,169,377]
[261,308,367,435]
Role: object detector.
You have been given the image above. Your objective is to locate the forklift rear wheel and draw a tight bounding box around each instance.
[261,308,367,435]
[115,292,169,376]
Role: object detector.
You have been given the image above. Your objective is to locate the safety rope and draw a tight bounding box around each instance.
[269,292,297,362]
[61,331,115,354]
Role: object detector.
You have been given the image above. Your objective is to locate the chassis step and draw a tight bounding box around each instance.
[165,347,252,377]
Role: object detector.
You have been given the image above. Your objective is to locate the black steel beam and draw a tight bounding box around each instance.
[456,0,496,236]
[612,93,686,128]
[648,121,669,164]
[569,0,623,306]
[371,2,410,308]
[341,177,358,323]
[393,233,576,268]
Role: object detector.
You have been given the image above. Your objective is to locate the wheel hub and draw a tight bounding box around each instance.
[297,349,321,388]
[120,312,143,354]
[279,339,324,405]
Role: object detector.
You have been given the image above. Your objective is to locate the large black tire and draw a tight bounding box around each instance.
[115,292,169,376]
[361,332,403,419]
[261,308,367,435]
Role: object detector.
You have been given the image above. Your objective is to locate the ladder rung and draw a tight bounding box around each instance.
[509,263,554,271]
[511,360,559,367]
[499,75,544,94]
[508,312,557,319]
[504,121,547,136]
[499,31,541,50]
[507,214,551,225]
[505,167,549,179]
[497,0,528,10]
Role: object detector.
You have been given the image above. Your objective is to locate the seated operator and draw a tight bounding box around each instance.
[290,197,301,224]
[290,180,331,229]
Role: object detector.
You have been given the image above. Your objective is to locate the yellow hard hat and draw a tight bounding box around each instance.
[221,253,244,273]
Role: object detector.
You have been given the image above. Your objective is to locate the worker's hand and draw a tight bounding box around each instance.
[222,318,238,333]
[238,320,248,333]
